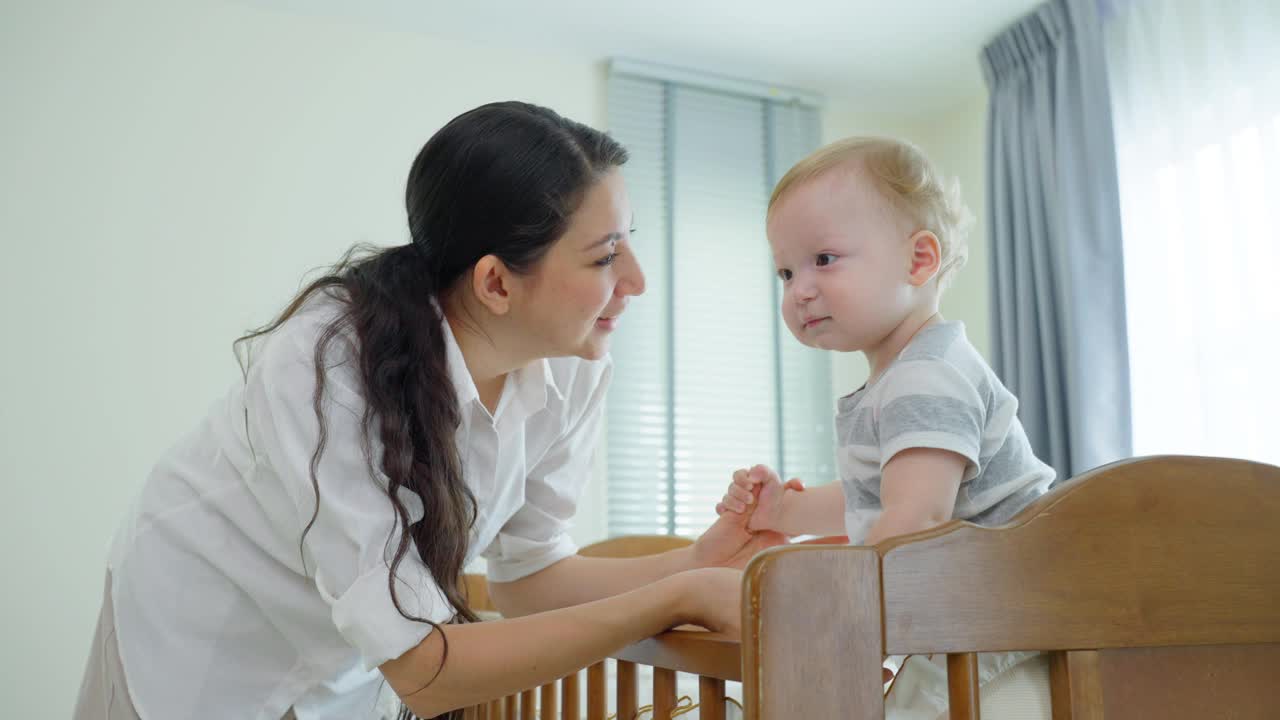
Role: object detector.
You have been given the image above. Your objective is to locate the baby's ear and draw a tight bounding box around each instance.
[907,230,942,286]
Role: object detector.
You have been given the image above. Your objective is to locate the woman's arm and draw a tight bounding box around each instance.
[381,566,739,718]
[487,509,787,617]
[488,550,691,617]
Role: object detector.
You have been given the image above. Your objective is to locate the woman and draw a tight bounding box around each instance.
[74,101,782,719]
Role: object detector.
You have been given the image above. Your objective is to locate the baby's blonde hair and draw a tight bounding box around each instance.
[769,136,974,290]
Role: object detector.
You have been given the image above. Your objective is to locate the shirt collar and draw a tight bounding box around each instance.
[441,313,480,408]
[440,312,563,419]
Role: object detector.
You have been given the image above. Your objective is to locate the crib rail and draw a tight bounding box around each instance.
[463,628,740,720]
[462,456,1280,720]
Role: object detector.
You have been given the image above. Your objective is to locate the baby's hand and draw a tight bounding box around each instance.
[715,464,804,533]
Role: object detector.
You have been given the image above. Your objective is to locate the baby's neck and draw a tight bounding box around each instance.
[864,305,943,383]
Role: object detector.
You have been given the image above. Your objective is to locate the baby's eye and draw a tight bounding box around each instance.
[776,268,793,282]
[815,253,836,267]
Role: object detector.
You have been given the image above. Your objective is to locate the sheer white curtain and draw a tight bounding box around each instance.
[1105,0,1280,465]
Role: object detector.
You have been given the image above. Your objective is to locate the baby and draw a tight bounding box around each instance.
[719,136,1056,717]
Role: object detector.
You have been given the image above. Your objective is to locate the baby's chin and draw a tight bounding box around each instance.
[787,329,815,348]
[799,333,860,353]
[791,333,831,351]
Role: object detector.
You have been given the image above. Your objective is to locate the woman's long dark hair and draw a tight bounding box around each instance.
[235,102,627,719]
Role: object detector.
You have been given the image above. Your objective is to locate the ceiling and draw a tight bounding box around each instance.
[243,0,1043,113]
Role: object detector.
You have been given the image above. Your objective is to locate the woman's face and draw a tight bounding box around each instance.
[513,169,645,361]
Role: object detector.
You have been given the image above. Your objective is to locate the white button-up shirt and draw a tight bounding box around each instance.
[108,295,611,719]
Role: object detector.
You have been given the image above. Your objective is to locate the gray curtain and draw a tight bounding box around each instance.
[981,0,1132,480]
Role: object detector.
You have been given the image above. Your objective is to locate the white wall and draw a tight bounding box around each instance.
[821,95,991,396]
[1,1,608,715]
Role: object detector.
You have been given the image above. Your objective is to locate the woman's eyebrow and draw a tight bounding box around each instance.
[583,232,622,250]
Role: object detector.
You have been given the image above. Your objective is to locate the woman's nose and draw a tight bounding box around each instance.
[617,250,645,297]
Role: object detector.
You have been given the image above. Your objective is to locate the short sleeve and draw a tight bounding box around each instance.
[483,359,612,584]
[875,359,987,480]
[244,320,450,671]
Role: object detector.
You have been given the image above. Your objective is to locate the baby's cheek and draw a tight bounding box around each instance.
[778,303,794,326]
[782,310,804,338]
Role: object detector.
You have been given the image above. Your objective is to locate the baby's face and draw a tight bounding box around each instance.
[767,168,918,353]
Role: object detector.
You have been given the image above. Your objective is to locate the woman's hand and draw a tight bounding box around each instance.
[692,488,791,570]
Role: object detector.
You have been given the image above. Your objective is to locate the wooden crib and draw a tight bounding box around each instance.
[462,455,1280,719]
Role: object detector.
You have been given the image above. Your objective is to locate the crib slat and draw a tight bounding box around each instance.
[587,661,607,720]
[487,699,502,720]
[652,667,677,719]
[520,688,536,720]
[562,671,580,720]
[699,676,726,720]
[617,660,638,720]
[463,705,479,720]
[503,695,517,720]
[539,681,558,720]
[947,652,981,720]
[1049,650,1104,720]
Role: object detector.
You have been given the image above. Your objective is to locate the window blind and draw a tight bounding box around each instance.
[605,62,831,537]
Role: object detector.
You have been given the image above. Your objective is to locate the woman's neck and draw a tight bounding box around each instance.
[440,299,527,415]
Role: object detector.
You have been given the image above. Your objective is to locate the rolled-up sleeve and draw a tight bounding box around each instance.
[245,328,450,670]
[483,360,612,583]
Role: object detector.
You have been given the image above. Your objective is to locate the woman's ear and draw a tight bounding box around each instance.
[470,255,513,315]
[907,230,942,287]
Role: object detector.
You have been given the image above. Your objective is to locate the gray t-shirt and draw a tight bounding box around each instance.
[835,321,1055,543]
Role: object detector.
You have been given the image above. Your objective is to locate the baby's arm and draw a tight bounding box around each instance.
[862,447,966,545]
[773,480,846,537]
[717,465,846,537]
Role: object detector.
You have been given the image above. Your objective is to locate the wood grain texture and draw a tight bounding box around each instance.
[879,456,1280,654]
[561,671,580,720]
[612,629,741,682]
[699,676,726,720]
[741,545,884,720]
[947,652,981,720]
[652,667,677,719]
[616,660,637,720]
[519,688,535,720]
[586,661,606,720]
[538,681,557,720]
[1096,644,1280,719]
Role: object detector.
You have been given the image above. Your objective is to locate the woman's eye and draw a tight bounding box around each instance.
[595,252,619,267]
[816,253,836,267]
